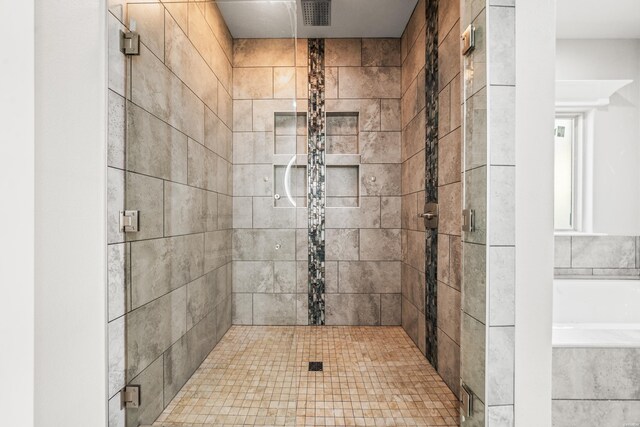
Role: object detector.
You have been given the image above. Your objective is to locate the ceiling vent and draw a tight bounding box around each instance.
[302,0,331,26]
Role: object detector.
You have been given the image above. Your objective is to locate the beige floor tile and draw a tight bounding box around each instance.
[153,326,458,427]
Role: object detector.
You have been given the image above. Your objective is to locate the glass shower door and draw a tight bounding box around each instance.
[106,1,300,425]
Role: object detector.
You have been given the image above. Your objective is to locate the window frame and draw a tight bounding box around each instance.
[554,108,594,233]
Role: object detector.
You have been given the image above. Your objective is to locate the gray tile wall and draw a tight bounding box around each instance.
[325,39,402,326]
[401,0,428,364]
[554,235,640,278]
[107,3,233,426]
[436,0,462,398]
[231,38,308,326]
[461,1,516,426]
[232,38,402,326]
[552,347,640,426]
[400,0,462,399]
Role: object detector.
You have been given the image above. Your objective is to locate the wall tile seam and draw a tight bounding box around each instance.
[569,236,573,268]
[461,309,487,327]
[401,79,426,106]
[332,65,403,69]
[234,65,303,69]
[187,138,233,165]
[110,353,163,400]
[401,295,424,312]
[326,96,401,101]
[436,179,462,188]
[165,181,231,203]
[437,72,460,94]
[185,292,228,330]
[464,83,488,103]
[137,34,228,115]
[436,325,460,346]
[109,9,128,27]
[437,278,461,293]
[438,73,459,92]
[154,3,234,64]
[110,227,229,246]
[123,98,232,154]
[127,262,230,312]
[190,17,234,87]
[126,99,227,150]
[437,124,462,141]
[401,105,427,134]
[404,24,427,65]
[463,163,489,174]
[467,6,487,28]
[400,67,427,99]
[437,18,461,49]
[160,177,231,198]
[234,226,392,231]
[161,228,229,240]
[403,226,426,232]
[200,15,234,66]
[402,147,427,165]
[162,10,234,96]
[128,227,230,242]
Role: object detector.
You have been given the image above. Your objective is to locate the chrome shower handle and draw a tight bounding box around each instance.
[418,202,439,229]
[417,212,437,220]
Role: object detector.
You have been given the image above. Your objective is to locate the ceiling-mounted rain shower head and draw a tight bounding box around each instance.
[302,0,331,26]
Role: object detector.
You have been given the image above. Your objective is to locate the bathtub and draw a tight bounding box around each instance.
[552,279,640,347]
[551,279,640,426]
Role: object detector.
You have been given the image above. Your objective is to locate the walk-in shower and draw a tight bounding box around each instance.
[105,1,466,425]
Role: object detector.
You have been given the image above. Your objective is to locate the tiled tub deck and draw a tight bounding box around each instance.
[552,279,640,426]
[152,326,459,427]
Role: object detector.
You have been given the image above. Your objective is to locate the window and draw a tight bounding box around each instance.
[554,113,586,231]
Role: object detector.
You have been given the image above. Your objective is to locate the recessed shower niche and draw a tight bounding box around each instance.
[274,113,307,155]
[272,111,362,208]
[326,112,360,208]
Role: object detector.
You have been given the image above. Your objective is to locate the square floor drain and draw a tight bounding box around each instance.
[308,362,323,371]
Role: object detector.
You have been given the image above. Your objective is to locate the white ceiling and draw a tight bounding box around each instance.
[556,0,640,39]
[217,0,419,39]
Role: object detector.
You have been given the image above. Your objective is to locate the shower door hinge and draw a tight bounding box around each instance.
[120,30,140,55]
[461,25,475,56]
[460,383,474,420]
[120,385,141,409]
[462,209,475,233]
[120,210,139,233]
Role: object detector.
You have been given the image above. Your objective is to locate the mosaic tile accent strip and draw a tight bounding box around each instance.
[153,326,459,426]
[308,38,326,325]
[425,0,439,368]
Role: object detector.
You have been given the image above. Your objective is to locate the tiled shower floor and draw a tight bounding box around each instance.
[152,326,459,427]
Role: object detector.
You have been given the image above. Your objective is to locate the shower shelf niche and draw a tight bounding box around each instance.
[326,112,360,208]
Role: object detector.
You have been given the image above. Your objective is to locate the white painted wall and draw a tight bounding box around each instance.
[515,0,555,425]
[0,0,35,424]
[35,0,107,425]
[556,39,640,235]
